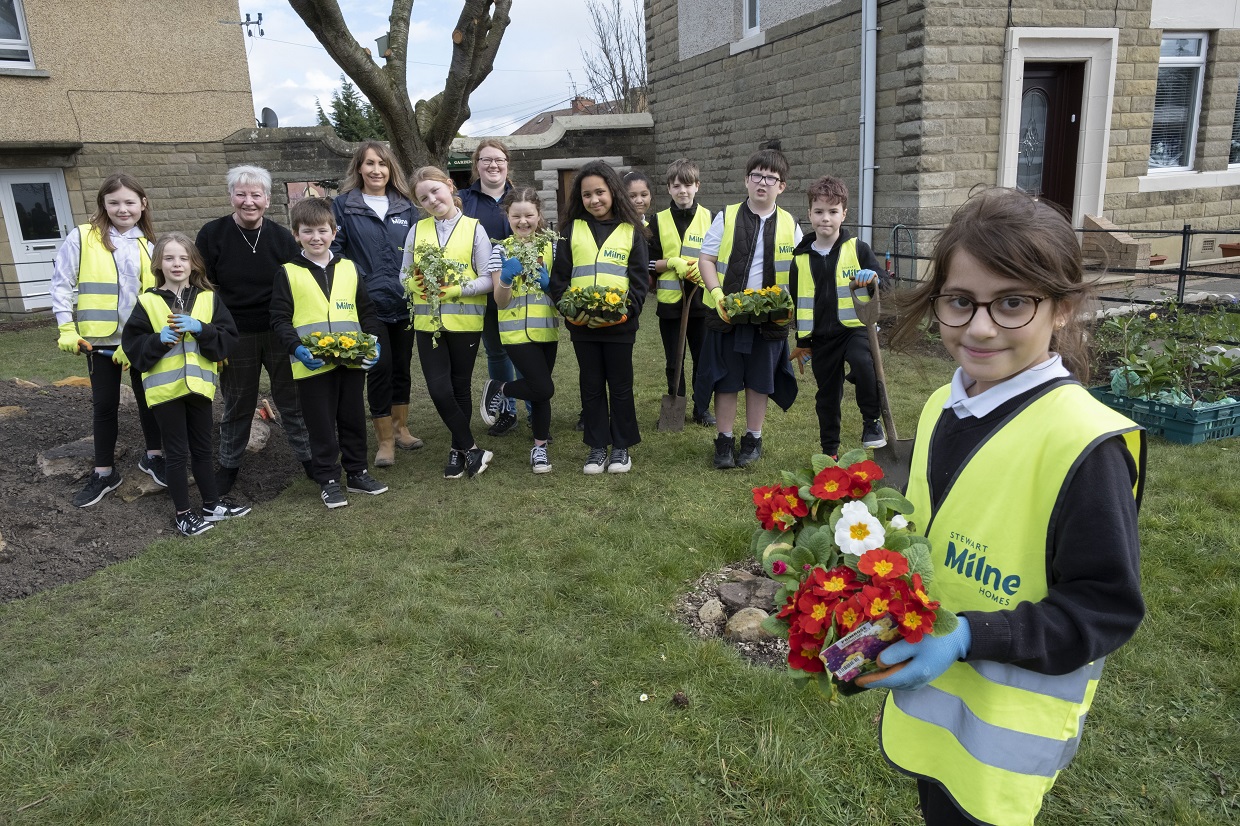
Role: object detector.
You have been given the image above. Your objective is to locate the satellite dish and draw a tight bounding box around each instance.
[260,107,279,129]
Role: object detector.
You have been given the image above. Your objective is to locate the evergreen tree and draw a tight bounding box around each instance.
[320,75,388,142]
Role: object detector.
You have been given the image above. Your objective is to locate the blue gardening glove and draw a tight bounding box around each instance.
[536,264,550,293]
[171,313,202,335]
[294,345,325,370]
[853,269,878,287]
[361,341,380,370]
[57,322,82,355]
[159,325,180,345]
[858,617,972,691]
[499,256,523,287]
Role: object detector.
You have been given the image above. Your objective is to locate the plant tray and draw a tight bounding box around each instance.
[1089,387,1240,445]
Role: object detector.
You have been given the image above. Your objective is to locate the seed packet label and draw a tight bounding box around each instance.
[820,615,899,681]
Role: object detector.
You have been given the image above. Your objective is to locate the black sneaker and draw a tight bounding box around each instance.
[862,419,888,448]
[72,469,123,508]
[175,510,214,537]
[444,449,467,479]
[479,379,505,426]
[487,410,519,437]
[465,447,493,478]
[713,434,737,470]
[347,470,389,495]
[138,454,168,488]
[692,409,717,427]
[583,446,608,475]
[320,480,348,509]
[737,432,763,467]
[202,498,252,521]
[530,444,552,474]
[215,464,240,497]
[606,447,631,474]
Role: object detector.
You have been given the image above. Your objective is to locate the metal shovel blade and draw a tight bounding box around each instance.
[851,284,915,490]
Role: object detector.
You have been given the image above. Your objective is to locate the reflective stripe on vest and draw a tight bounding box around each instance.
[569,220,634,293]
[410,216,486,333]
[138,291,218,405]
[286,259,363,380]
[498,241,558,344]
[655,205,711,304]
[708,204,796,308]
[792,239,865,336]
[75,224,154,337]
[881,382,1145,826]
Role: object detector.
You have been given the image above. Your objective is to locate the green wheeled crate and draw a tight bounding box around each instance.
[1089,387,1240,445]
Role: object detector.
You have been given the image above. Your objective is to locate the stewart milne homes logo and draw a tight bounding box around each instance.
[944,532,1021,606]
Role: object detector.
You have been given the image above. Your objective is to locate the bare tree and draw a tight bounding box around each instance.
[288,0,512,170]
[579,0,647,113]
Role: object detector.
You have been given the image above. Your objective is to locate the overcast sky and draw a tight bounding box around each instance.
[241,1,604,136]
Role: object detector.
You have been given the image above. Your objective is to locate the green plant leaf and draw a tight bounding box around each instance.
[751,528,784,557]
[760,540,794,563]
[875,487,914,514]
[762,552,795,578]
[904,542,933,581]
[811,453,837,474]
[931,608,959,636]
[838,448,867,467]
[884,532,913,552]
[761,613,790,637]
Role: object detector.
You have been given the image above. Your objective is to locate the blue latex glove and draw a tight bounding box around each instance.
[860,617,971,691]
[536,264,550,292]
[361,341,381,370]
[294,345,325,370]
[854,269,878,287]
[499,255,523,287]
[171,313,202,335]
[159,325,180,345]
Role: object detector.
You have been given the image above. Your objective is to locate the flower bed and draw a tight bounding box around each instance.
[1088,387,1240,444]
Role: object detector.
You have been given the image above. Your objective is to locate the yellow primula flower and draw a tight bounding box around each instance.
[605,292,622,306]
[338,336,356,348]
[319,336,335,346]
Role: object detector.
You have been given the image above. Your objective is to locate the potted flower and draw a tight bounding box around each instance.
[300,330,379,365]
[556,284,629,323]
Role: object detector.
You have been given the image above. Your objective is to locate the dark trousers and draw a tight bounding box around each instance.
[297,368,368,484]
[482,296,520,415]
[416,329,480,451]
[218,330,312,468]
[86,350,161,467]
[917,779,975,826]
[658,314,708,413]
[810,327,880,454]
[366,319,415,418]
[150,394,218,513]
[504,341,558,441]
[573,340,640,450]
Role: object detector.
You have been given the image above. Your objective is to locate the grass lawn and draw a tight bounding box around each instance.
[1,311,1237,824]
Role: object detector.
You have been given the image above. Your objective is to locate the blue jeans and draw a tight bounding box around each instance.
[483,296,530,418]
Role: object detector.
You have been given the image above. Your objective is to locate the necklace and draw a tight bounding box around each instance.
[235,218,262,254]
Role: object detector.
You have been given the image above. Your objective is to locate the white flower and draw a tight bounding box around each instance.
[889,514,909,530]
[639,693,649,702]
[835,500,886,555]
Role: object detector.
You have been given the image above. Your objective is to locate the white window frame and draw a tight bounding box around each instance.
[1148,32,1208,174]
[743,0,760,38]
[0,0,34,69]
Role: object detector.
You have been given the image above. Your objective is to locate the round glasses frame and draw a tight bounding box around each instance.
[477,158,508,168]
[928,294,1048,329]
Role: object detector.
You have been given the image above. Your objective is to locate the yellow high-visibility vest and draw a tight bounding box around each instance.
[708,204,795,308]
[409,216,486,333]
[137,290,217,405]
[881,381,1145,826]
[498,241,558,344]
[655,205,711,304]
[285,258,362,380]
[791,238,865,335]
[75,224,154,338]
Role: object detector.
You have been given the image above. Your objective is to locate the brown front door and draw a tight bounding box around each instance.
[1017,63,1084,217]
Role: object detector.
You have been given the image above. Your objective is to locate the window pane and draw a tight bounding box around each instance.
[1017,89,1048,194]
[10,183,64,242]
[0,1,20,41]
[1160,37,1201,58]
[1232,81,1240,165]
[1150,65,1199,168]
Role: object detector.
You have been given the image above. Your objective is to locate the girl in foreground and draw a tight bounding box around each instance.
[856,188,1146,826]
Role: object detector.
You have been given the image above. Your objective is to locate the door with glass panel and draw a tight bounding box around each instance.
[1016,63,1083,217]
[0,170,73,311]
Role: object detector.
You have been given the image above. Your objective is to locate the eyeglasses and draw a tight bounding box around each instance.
[747,172,783,186]
[478,158,508,168]
[929,294,1047,329]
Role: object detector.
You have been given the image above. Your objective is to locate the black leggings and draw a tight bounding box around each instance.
[366,319,416,418]
[416,329,481,451]
[87,350,162,468]
[573,339,639,450]
[503,341,558,441]
[917,779,976,826]
[150,394,218,513]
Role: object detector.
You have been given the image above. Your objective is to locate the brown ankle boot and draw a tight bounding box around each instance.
[390,403,424,450]
[373,416,396,467]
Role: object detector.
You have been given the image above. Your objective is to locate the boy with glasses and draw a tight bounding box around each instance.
[697,141,803,468]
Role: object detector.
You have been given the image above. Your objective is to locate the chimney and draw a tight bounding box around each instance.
[571,96,596,113]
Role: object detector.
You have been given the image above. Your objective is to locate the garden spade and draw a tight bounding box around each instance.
[657,285,699,432]
[850,284,914,490]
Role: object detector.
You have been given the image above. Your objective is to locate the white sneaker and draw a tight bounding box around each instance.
[583,447,607,475]
[530,444,552,474]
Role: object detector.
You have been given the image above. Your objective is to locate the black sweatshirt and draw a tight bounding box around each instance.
[195,216,301,333]
[269,254,382,356]
[548,216,649,344]
[929,380,1145,675]
[121,286,238,375]
[647,201,710,320]
[788,229,883,346]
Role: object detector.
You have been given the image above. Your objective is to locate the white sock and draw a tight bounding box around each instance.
[747,430,762,438]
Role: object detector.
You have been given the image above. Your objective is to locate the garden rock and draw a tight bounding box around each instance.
[725,607,771,642]
[53,376,91,388]
[718,577,782,613]
[38,437,99,478]
[0,405,24,420]
[697,598,726,633]
[246,412,270,453]
[118,382,136,411]
[13,378,39,388]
